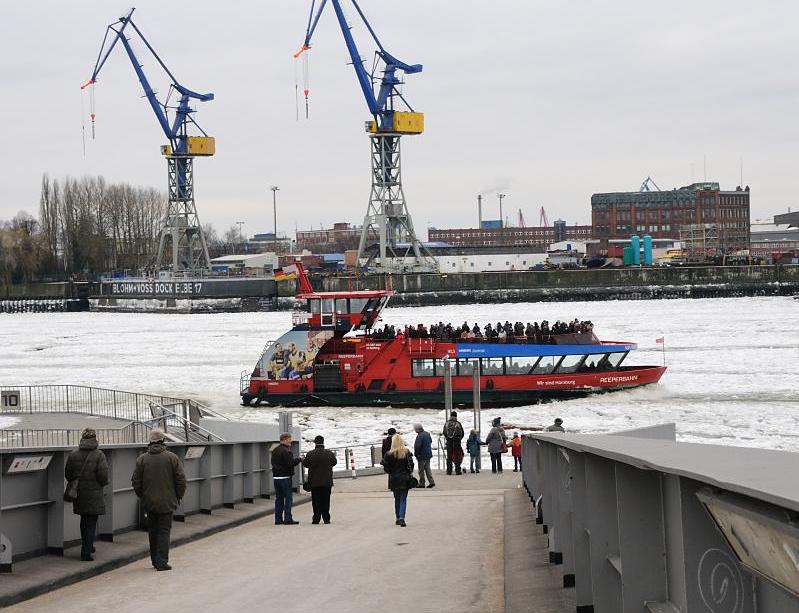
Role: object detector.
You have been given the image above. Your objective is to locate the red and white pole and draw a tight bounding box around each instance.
[348,448,357,479]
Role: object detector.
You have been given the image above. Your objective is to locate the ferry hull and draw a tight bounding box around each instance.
[242,366,666,409]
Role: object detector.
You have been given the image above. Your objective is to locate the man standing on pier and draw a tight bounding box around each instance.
[271,433,303,525]
[442,411,465,475]
[302,435,337,524]
[131,429,187,571]
[413,423,435,488]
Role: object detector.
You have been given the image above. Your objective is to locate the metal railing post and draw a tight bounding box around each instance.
[473,362,481,432]
[443,357,453,418]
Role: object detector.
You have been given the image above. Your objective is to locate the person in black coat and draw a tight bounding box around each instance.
[303,435,338,524]
[65,428,109,561]
[381,434,414,527]
[271,433,303,525]
[381,427,397,488]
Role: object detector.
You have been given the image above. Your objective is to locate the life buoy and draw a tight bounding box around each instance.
[486,379,495,390]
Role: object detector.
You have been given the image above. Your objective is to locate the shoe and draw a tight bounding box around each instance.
[323,519,331,524]
[398,519,407,527]
[446,471,452,476]
[275,520,284,525]
[312,520,320,525]
[284,520,299,525]
[476,470,480,473]
[395,519,401,525]
[470,469,475,473]
[426,483,435,488]
[80,555,94,562]
[513,468,518,472]
[155,564,172,571]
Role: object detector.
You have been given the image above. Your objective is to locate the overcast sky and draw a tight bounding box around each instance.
[1,1,797,237]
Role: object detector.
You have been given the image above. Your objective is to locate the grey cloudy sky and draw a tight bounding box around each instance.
[1,1,797,236]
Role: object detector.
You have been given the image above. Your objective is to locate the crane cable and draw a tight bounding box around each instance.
[80,79,97,140]
[302,51,310,119]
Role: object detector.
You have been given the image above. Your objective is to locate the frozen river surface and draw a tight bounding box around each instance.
[1,296,798,453]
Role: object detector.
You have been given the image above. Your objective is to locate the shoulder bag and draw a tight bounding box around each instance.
[64,451,94,502]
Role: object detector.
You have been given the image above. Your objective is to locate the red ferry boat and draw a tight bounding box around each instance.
[240,264,666,408]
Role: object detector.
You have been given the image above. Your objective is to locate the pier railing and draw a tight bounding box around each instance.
[0,384,225,425]
[521,424,799,612]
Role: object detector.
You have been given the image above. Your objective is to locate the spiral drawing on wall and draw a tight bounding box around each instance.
[697,547,744,613]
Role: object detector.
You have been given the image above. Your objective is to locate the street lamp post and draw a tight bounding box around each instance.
[497,193,506,229]
[270,186,279,253]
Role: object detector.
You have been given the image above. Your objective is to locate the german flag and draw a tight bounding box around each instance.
[273,263,298,282]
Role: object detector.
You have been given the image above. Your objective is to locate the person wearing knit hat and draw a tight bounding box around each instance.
[65,426,109,561]
[303,434,337,524]
[131,428,186,570]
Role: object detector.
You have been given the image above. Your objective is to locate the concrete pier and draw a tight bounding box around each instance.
[2,471,570,613]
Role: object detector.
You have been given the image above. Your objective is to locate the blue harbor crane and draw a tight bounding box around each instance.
[296,0,437,271]
[82,8,215,274]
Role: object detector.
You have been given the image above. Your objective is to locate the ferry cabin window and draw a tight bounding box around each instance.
[434,360,452,377]
[335,298,348,314]
[322,298,335,313]
[505,356,539,375]
[481,358,504,376]
[556,354,585,374]
[533,356,557,374]
[607,352,627,369]
[309,299,321,314]
[412,359,436,377]
[349,298,369,314]
[456,358,477,376]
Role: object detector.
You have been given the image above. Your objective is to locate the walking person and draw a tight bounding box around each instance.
[413,423,435,488]
[382,427,397,489]
[381,434,415,527]
[442,411,465,475]
[64,428,109,561]
[486,417,507,474]
[271,432,303,525]
[511,432,522,471]
[131,429,187,571]
[546,418,565,432]
[303,435,337,524]
[466,429,484,473]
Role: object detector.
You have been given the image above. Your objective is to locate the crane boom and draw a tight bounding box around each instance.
[83,8,214,155]
[297,0,422,133]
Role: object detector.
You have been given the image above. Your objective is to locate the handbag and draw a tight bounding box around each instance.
[302,481,312,492]
[408,475,420,489]
[500,440,509,454]
[64,451,93,502]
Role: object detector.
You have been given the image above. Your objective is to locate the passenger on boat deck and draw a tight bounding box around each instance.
[392,319,594,343]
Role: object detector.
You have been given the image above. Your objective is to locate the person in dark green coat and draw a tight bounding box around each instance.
[65,428,109,561]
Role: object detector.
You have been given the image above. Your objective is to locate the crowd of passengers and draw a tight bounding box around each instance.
[370,318,594,344]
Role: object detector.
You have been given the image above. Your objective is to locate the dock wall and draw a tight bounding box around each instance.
[521,427,799,612]
[321,264,799,305]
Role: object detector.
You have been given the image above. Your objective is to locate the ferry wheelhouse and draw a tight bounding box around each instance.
[240,265,666,408]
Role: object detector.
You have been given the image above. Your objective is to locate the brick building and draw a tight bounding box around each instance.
[295,223,377,253]
[427,223,592,249]
[591,182,750,253]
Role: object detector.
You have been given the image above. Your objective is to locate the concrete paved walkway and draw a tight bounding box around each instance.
[4,471,570,613]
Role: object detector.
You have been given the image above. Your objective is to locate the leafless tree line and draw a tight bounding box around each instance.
[1,173,262,287]
[1,174,167,284]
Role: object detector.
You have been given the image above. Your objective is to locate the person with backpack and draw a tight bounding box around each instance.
[485,417,507,474]
[511,432,523,471]
[442,411,465,475]
[64,428,110,561]
[381,434,415,527]
[465,429,485,473]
